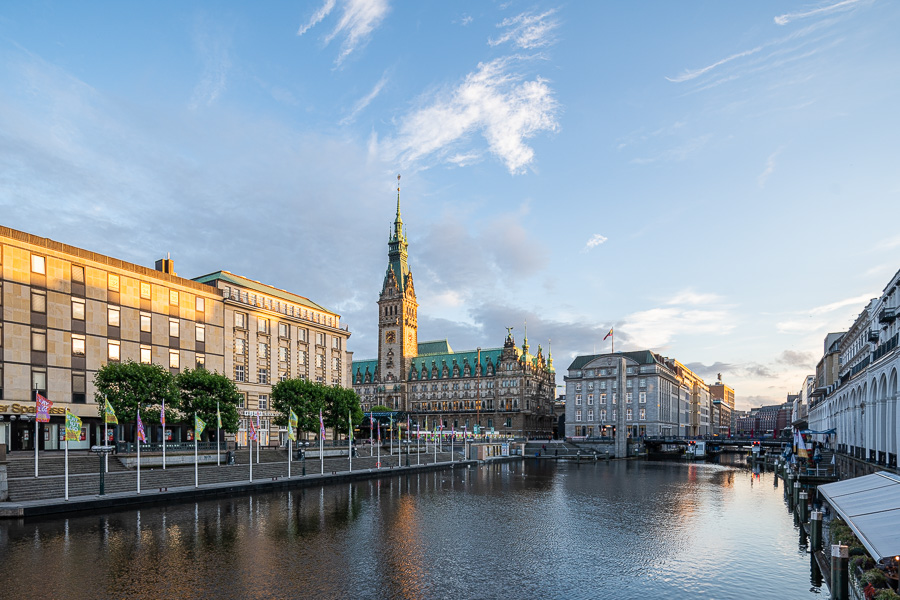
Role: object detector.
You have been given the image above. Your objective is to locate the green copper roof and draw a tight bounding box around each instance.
[193,271,334,314]
[566,350,661,371]
[417,339,452,355]
[409,348,503,379]
[353,359,378,376]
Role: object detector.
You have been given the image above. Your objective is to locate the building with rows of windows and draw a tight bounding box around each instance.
[351,196,557,438]
[564,351,731,439]
[0,225,351,451]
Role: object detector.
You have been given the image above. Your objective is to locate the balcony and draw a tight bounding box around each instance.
[879,307,897,324]
[867,329,880,343]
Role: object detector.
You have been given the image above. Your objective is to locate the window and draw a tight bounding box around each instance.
[588,409,594,421]
[600,381,607,390]
[332,337,341,350]
[72,298,85,321]
[600,393,607,404]
[169,290,179,306]
[639,408,646,421]
[298,349,307,366]
[297,328,307,342]
[258,342,268,360]
[196,354,206,369]
[71,264,84,283]
[140,345,151,364]
[258,318,269,334]
[108,273,119,292]
[31,255,45,274]
[31,291,46,313]
[195,296,204,312]
[575,394,582,405]
[600,409,607,421]
[140,282,151,299]
[278,322,289,338]
[259,368,269,384]
[575,383,582,392]
[237,394,246,409]
[140,313,151,333]
[316,332,325,346]
[639,392,647,404]
[32,369,47,392]
[72,334,85,356]
[278,347,288,362]
[316,353,325,369]
[235,312,247,328]
[639,378,646,389]
[235,365,245,382]
[235,338,247,355]
[626,392,633,402]
[505,418,512,427]
[626,408,633,421]
[332,356,340,371]
[195,324,205,343]
[169,319,179,337]
[575,410,582,422]
[32,329,46,352]
[169,350,180,369]
[108,340,121,361]
[108,306,120,327]
[587,394,594,405]
[258,395,268,410]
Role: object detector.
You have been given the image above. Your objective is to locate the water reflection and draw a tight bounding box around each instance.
[0,460,823,600]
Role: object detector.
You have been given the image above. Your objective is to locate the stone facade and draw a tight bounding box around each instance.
[352,195,556,439]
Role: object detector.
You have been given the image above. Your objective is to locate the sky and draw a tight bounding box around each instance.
[1,1,899,411]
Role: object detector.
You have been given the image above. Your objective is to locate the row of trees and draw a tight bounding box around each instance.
[93,362,365,441]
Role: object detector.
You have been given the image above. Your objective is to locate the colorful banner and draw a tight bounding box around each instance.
[104,399,118,424]
[136,411,147,443]
[160,399,166,427]
[249,416,258,441]
[288,409,298,441]
[217,404,222,429]
[195,415,207,438]
[35,392,52,423]
[319,409,326,439]
[65,410,82,441]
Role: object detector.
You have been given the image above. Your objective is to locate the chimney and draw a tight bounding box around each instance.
[155,253,176,276]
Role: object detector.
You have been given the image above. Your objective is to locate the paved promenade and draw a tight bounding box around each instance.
[1,446,474,518]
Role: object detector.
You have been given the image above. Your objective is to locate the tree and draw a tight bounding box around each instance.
[323,385,363,435]
[94,362,180,440]
[271,378,327,439]
[176,369,242,438]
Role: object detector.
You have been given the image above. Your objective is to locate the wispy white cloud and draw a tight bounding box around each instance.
[666,290,723,305]
[489,8,560,50]
[775,0,865,26]
[458,15,473,26]
[189,23,231,110]
[582,234,607,252]
[298,0,389,66]
[757,147,783,188]
[776,319,827,334]
[666,45,765,83]
[807,293,875,316]
[630,133,712,165]
[375,56,559,174]
[621,307,734,350]
[340,73,387,125]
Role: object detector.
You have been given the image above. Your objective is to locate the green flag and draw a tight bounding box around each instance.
[217,404,222,429]
[195,415,207,439]
[288,409,298,441]
[104,400,118,424]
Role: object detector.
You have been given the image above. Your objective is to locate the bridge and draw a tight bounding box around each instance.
[643,437,787,451]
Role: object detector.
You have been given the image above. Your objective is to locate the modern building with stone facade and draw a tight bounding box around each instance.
[351,196,557,439]
[0,226,225,451]
[709,374,735,437]
[564,351,731,439]
[193,272,353,446]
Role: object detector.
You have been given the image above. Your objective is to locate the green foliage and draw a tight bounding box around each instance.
[94,361,179,425]
[175,369,242,437]
[371,405,391,413]
[323,385,363,432]
[271,378,326,436]
[861,569,889,588]
[874,588,900,600]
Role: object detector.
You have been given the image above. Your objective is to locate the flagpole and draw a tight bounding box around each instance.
[137,409,141,495]
[216,402,220,467]
[256,412,260,464]
[161,399,166,470]
[377,423,381,468]
[249,424,253,483]
[288,435,292,478]
[390,418,394,467]
[194,415,199,488]
[348,411,352,474]
[65,436,69,501]
[417,424,420,466]
[320,426,324,474]
[451,428,454,463]
[34,415,39,478]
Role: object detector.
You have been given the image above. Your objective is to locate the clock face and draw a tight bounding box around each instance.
[385,330,396,344]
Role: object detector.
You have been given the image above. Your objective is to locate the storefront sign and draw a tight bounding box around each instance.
[0,403,67,416]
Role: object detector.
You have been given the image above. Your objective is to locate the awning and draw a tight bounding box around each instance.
[818,472,900,563]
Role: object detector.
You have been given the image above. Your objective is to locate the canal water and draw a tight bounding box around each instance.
[0,458,823,599]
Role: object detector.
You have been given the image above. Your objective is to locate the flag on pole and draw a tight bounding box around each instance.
[195,415,207,438]
[160,399,166,427]
[136,411,147,443]
[217,405,222,429]
[604,327,613,340]
[104,400,118,424]
[248,416,258,441]
[347,411,353,442]
[65,410,82,441]
[288,409,298,441]
[797,432,809,459]
[35,392,52,423]
[319,409,326,440]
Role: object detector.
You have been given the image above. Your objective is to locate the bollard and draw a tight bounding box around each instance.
[793,481,801,508]
[830,544,849,600]
[799,491,808,522]
[810,511,823,551]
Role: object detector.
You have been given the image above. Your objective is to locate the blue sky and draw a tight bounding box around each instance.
[2,1,899,410]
